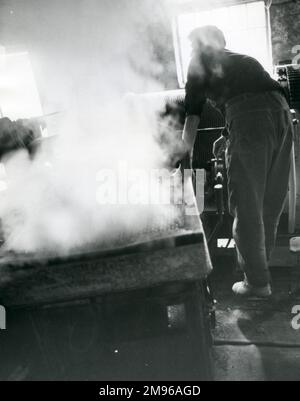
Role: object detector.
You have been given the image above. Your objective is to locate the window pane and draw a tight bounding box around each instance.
[195,10,211,26]
[228,4,247,31]
[211,7,229,29]
[228,30,250,54]
[246,1,266,28]
[174,0,271,86]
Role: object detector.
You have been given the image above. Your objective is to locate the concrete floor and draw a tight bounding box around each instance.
[211,256,300,381]
[1,251,299,381]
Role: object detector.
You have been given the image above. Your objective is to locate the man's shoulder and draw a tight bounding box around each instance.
[224,49,262,65]
[225,49,251,59]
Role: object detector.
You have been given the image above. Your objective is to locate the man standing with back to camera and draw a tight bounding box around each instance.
[181,25,293,297]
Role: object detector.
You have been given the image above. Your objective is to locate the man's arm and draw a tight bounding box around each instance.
[182,115,200,156]
[183,55,206,157]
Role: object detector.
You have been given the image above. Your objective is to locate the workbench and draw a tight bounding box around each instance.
[0,197,213,380]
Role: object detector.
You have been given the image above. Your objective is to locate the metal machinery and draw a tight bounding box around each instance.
[275,64,300,234]
[149,89,230,257]
[275,64,300,111]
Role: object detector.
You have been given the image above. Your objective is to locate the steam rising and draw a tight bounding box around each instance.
[0,0,183,255]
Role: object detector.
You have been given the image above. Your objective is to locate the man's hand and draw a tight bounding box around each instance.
[213,135,227,158]
[167,139,190,170]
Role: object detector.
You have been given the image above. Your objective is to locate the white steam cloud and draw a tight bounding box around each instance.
[0,0,185,256]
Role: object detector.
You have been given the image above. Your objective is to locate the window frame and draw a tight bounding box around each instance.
[172,0,273,88]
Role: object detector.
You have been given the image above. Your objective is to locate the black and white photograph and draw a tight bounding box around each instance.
[0,0,299,383]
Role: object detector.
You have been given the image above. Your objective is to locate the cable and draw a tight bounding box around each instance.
[213,338,300,348]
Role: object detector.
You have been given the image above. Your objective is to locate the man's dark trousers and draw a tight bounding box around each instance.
[225,91,293,287]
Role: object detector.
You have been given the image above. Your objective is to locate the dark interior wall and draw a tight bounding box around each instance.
[270,0,300,65]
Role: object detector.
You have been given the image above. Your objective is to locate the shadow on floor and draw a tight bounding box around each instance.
[211,255,300,381]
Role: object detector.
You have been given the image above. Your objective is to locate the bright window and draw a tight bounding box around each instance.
[173,1,272,87]
[0,50,43,120]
